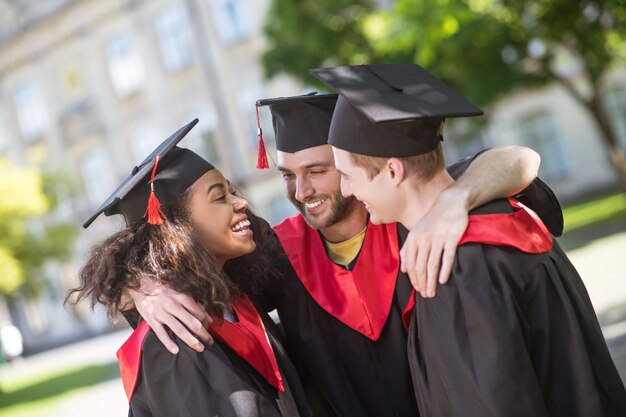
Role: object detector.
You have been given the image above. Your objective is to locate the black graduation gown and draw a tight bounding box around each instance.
[273,221,416,417]
[265,155,565,417]
[119,310,312,417]
[407,199,626,417]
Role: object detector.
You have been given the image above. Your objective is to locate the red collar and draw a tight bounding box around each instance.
[209,295,284,392]
[117,295,284,404]
[401,198,553,330]
[117,321,151,403]
[274,215,400,341]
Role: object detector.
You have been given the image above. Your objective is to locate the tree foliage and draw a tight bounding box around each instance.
[0,159,76,299]
[261,0,626,186]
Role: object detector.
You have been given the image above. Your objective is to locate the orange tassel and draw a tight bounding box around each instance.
[255,103,269,169]
[144,155,167,225]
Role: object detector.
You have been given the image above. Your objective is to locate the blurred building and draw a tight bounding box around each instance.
[444,66,626,203]
[0,0,299,353]
[0,0,625,353]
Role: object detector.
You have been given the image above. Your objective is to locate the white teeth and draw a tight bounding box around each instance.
[231,219,250,232]
[305,199,325,209]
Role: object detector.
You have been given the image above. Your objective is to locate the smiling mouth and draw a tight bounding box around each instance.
[231,219,251,234]
[304,198,326,209]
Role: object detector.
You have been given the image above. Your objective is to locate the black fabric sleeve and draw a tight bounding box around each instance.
[408,245,550,417]
[408,242,626,417]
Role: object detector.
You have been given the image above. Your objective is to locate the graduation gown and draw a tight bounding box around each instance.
[266,155,565,417]
[406,198,626,417]
[273,218,417,417]
[117,296,312,417]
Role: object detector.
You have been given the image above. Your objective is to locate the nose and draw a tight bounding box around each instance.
[233,195,248,212]
[340,176,352,197]
[294,176,314,202]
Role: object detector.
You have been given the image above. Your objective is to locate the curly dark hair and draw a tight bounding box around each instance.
[68,190,283,320]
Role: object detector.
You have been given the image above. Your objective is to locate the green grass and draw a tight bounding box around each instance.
[562,192,626,232]
[0,362,120,417]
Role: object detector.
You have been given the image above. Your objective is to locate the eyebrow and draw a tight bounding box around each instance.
[277,161,334,172]
[207,182,226,194]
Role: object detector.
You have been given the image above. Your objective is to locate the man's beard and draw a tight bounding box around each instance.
[288,188,356,230]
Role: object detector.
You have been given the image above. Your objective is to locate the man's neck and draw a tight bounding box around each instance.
[319,202,368,243]
[400,170,455,229]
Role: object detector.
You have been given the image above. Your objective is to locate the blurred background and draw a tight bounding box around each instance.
[0,0,625,416]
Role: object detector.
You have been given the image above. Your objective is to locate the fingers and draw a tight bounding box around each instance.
[410,242,430,296]
[438,241,458,285]
[150,322,180,355]
[168,302,214,348]
[133,286,214,353]
[400,237,414,274]
[425,241,443,298]
[161,313,206,353]
[180,293,212,326]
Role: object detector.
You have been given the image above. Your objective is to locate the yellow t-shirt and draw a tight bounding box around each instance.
[325,227,367,268]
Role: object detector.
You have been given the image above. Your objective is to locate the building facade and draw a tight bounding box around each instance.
[0,0,298,353]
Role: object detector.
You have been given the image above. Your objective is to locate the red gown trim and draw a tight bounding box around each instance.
[209,294,284,392]
[401,198,553,330]
[117,320,151,403]
[274,215,400,341]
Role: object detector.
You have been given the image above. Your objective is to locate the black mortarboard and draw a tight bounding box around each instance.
[310,64,484,157]
[83,119,214,228]
[255,92,337,164]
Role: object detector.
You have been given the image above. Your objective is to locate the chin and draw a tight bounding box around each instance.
[369,215,383,225]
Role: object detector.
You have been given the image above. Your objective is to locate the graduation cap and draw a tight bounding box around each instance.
[82,119,214,229]
[255,92,338,168]
[309,64,484,157]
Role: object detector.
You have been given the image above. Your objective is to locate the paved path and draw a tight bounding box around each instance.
[567,231,626,314]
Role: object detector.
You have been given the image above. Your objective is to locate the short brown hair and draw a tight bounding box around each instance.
[349,143,445,181]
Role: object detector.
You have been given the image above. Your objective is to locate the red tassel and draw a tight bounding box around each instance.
[144,155,167,225]
[255,103,269,169]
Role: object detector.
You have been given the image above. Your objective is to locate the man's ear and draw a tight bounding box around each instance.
[386,157,406,186]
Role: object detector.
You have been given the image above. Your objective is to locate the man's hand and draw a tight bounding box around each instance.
[129,279,213,354]
[400,188,469,298]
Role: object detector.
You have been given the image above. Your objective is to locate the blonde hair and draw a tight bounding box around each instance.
[349,143,445,181]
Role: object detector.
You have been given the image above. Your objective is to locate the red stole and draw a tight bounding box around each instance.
[401,198,553,330]
[116,295,283,404]
[274,215,400,341]
[209,295,284,392]
[117,321,151,402]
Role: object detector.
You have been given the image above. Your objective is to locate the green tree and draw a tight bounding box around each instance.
[0,159,76,301]
[262,0,626,188]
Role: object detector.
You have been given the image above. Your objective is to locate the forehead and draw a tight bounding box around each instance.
[331,147,356,172]
[276,144,335,171]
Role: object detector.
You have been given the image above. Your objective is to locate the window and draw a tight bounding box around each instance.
[208,0,250,45]
[105,33,146,97]
[13,81,48,142]
[154,4,195,72]
[604,86,626,152]
[80,150,116,208]
[518,113,570,180]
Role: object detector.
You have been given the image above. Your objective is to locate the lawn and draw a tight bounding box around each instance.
[562,192,626,232]
[0,361,120,417]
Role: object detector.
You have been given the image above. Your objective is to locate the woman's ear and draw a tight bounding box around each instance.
[386,157,406,186]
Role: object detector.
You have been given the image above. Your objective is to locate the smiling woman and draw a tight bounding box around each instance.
[67,120,312,417]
